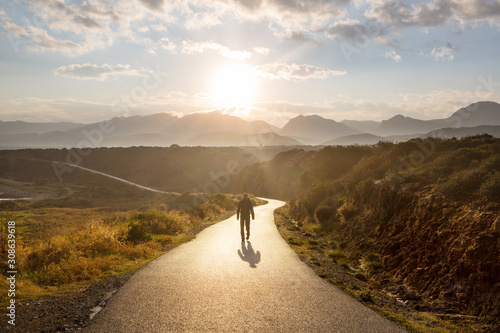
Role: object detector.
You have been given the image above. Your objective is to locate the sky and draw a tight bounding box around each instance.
[0,0,500,126]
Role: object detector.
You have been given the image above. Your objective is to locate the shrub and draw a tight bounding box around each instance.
[78,221,122,256]
[360,291,374,302]
[126,220,152,244]
[38,253,115,285]
[438,168,486,198]
[24,235,73,272]
[479,171,500,201]
[338,201,358,222]
[125,211,187,242]
[354,178,376,204]
[327,249,345,261]
[354,272,367,281]
[314,205,338,231]
[363,253,383,272]
[302,182,333,216]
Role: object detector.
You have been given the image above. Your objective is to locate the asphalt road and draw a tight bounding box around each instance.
[85,199,405,332]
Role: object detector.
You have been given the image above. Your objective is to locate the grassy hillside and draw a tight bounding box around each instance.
[232,135,500,330]
[0,146,299,193]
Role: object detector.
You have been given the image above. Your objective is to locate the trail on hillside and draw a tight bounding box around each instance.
[52,161,169,193]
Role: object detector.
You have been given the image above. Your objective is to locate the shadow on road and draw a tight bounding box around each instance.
[238,241,261,268]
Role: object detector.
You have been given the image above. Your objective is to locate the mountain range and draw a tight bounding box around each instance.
[1,101,500,148]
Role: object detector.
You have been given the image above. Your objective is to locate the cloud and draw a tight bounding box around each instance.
[385,50,402,62]
[26,26,84,54]
[461,0,500,21]
[253,47,270,55]
[256,63,346,80]
[181,40,252,60]
[365,0,500,29]
[0,22,87,55]
[0,21,28,36]
[420,42,458,61]
[73,14,105,29]
[139,0,165,12]
[431,44,456,61]
[158,38,177,52]
[54,63,144,81]
[151,24,168,31]
[325,19,368,40]
[184,11,222,29]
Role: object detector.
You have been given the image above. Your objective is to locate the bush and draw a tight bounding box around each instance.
[360,291,374,302]
[327,249,345,261]
[314,205,338,231]
[38,253,115,285]
[354,272,367,281]
[438,168,486,198]
[479,171,500,201]
[126,220,152,244]
[338,201,358,222]
[302,182,334,216]
[363,253,383,272]
[354,178,376,204]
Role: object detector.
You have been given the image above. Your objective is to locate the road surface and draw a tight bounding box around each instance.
[85,199,405,332]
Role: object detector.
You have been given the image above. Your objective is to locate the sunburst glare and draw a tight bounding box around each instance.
[210,64,256,107]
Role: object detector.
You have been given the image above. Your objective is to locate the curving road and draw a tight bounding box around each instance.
[85,199,405,332]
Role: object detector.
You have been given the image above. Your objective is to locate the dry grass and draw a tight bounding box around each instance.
[0,192,244,305]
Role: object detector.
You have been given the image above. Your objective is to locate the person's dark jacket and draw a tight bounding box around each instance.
[237,198,254,220]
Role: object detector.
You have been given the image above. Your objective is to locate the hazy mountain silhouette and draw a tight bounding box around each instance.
[340,120,380,133]
[322,133,384,146]
[280,114,358,144]
[0,131,81,148]
[0,120,82,135]
[159,111,279,139]
[185,131,301,146]
[101,133,174,147]
[444,101,500,127]
[372,115,444,136]
[1,101,499,148]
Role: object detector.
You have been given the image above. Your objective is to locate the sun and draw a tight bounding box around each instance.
[211,64,256,107]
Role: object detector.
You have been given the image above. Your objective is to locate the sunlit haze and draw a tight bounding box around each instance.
[0,1,499,125]
[211,64,257,108]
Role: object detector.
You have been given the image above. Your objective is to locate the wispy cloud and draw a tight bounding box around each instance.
[256,63,346,80]
[385,50,402,62]
[54,63,144,81]
[253,47,270,56]
[181,40,252,60]
[0,21,28,36]
[420,42,458,61]
[431,45,456,61]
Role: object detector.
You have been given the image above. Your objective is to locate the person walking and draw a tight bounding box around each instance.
[237,194,255,242]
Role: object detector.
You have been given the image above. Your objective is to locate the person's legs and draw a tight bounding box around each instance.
[245,219,250,240]
[240,219,245,242]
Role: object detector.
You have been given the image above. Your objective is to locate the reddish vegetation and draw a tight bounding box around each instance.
[344,187,500,322]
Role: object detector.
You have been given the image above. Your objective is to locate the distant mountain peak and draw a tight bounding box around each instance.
[280,113,357,143]
[390,114,406,120]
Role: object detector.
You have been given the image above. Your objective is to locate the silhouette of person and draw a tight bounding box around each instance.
[236,193,254,242]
